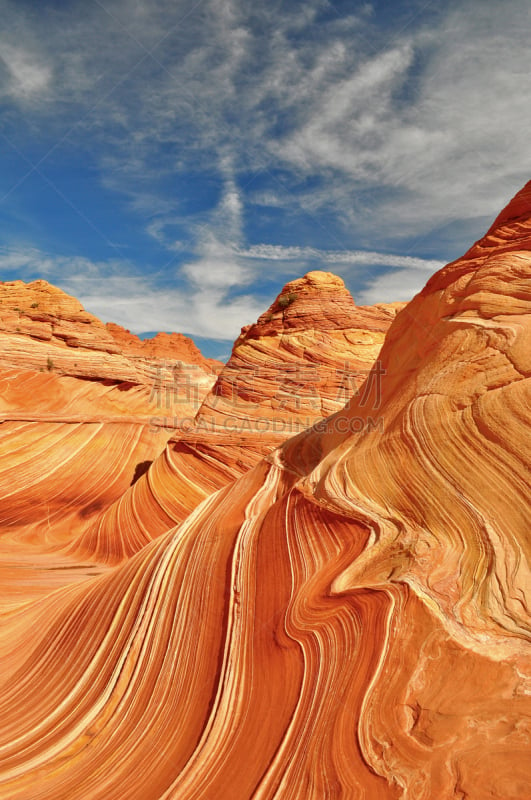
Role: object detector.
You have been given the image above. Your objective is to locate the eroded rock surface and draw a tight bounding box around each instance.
[1,180,530,800]
[0,280,219,597]
[74,272,403,562]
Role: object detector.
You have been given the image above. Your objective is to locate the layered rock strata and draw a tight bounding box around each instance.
[74,272,403,561]
[0,280,219,598]
[1,184,530,798]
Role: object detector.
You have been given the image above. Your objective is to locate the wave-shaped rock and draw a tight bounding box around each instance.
[74,272,403,562]
[0,280,219,599]
[1,184,530,798]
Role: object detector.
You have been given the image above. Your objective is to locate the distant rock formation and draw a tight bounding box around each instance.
[0,279,138,381]
[106,322,222,372]
[73,271,404,562]
[0,279,220,416]
[199,270,403,430]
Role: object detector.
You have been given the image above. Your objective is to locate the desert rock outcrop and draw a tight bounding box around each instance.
[1,181,531,798]
[74,272,403,562]
[0,280,219,600]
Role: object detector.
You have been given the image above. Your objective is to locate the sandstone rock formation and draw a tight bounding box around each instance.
[0,280,220,417]
[1,181,531,799]
[73,272,404,562]
[197,270,403,432]
[105,322,222,373]
[0,280,220,600]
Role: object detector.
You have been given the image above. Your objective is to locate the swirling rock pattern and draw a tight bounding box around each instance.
[199,270,403,430]
[0,280,220,602]
[75,272,403,562]
[1,185,531,799]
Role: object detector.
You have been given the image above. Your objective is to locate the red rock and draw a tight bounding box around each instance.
[0,279,218,583]
[2,179,531,800]
[106,322,222,372]
[73,272,403,562]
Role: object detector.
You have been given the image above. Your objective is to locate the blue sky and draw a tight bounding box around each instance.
[0,0,530,359]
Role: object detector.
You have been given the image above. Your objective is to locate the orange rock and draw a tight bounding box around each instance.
[1,180,531,800]
[106,322,223,372]
[73,272,403,562]
[0,279,220,413]
[0,279,218,591]
[205,270,402,426]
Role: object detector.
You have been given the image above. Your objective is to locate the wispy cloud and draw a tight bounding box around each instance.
[0,43,52,99]
[0,231,443,339]
[0,0,528,339]
[240,244,444,272]
[3,1,530,216]
[266,0,531,236]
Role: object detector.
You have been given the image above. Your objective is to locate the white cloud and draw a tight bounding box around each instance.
[0,236,444,339]
[266,1,531,236]
[240,243,444,272]
[355,266,436,305]
[66,279,265,341]
[0,0,529,327]
[276,43,416,176]
[0,42,52,98]
[178,171,253,292]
